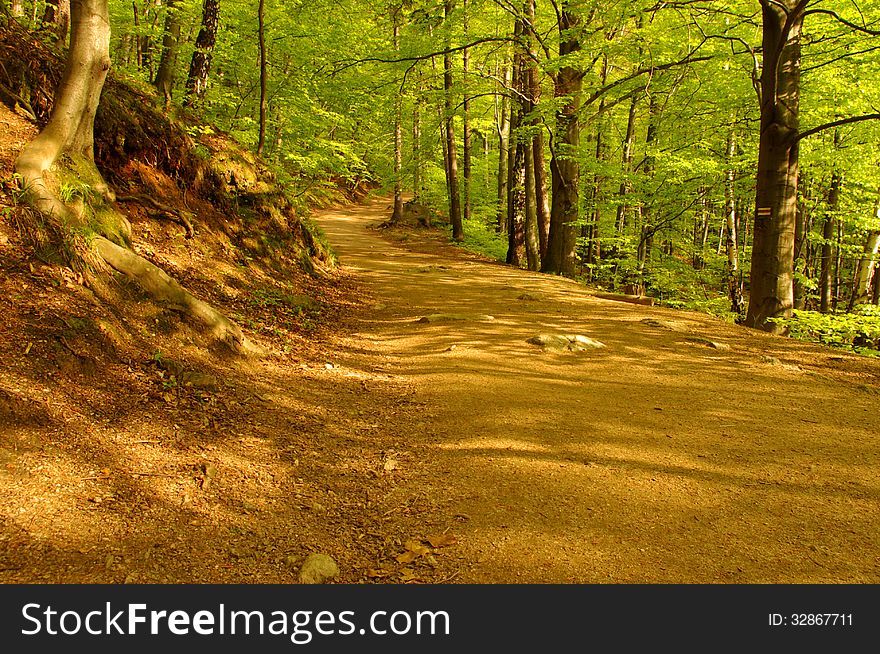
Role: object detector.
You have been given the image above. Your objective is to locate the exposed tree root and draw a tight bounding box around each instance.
[94,237,264,356]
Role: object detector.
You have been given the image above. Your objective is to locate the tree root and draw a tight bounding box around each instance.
[115,193,195,239]
[95,237,265,357]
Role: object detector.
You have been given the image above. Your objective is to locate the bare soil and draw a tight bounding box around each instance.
[1,100,878,583]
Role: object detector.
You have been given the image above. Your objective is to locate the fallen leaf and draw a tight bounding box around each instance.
[426,533,458,548]
[395,551,419,565]
[405,539,431,556]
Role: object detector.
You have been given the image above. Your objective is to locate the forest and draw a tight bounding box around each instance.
[8,0,880,347]
[0,0,879,587]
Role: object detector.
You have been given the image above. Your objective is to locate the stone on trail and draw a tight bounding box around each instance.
[527,334,605,352]
[683,336,730,351]
[299,553,339,584]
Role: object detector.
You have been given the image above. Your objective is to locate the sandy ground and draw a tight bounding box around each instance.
[313,200,880,583]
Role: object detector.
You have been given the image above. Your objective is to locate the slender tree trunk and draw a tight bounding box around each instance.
[506,17,526,265]
[391,12,404,221]
[745,0,804,332]
[444,0,463,241]
[793,175,809,309]
[820,171,841,313]
[184,0,220,106]
[495,61,511,233]
[462,0,472,223]
[636,97,659,289]
[256,0,268,155]
[542,3,581,276]
[616,93,638,234]
[524,139,539,270]
[413,88,422,202]
[724,129,744,314]
[153,0,181,107]
[523,0,548,261]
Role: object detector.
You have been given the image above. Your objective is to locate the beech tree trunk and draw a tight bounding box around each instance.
[495,61,510,233]
[443,0,463,241]
[16,0,112,221]
[153,0,181,107]
[819,172,841,313]
[542,3,581,276]
[724,129,744,314]
[506,17,526,266]
[745,0,804,332]
[184,0,220,106]
[256,0,268,156]
[462,0,472,223]
[391,12,403,222]
[16,0,261,356]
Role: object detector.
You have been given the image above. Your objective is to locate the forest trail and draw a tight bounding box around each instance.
[314,198,880,583]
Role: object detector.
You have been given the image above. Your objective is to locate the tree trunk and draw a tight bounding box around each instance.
[413,89,422,202]
[524,140,540,270]
[615,92,638,234]
[184,0,219,106]
[461,0,472,223]
[524,0,548,261]
[391,13,403,222]
[43,0,71,43]
[542,3,581,276]
[16,0,261,356]
[820,171,841,313]
[793,175,809,310]
[495,61,510,233]
[256,0,268,155]
[724,129,744,314]
[744,0,804,332]
[444,0,463,241]
[506,18,526,266]
[16,0,112,220]
[849,203,880,310]
[153,0,181,108]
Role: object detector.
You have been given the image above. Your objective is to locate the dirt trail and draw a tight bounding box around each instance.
[315,199,880,583]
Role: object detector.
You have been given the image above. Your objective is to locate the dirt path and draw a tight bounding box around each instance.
[315,199,880,583]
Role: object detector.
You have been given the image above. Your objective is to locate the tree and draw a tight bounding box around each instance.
[153,0,181,107]
[15,0,260,355]
[542,2,582,276]
[184,0,220,106]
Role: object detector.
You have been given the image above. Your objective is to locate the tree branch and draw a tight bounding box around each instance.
[797,113,880,142]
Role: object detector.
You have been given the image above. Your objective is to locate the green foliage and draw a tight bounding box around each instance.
[457,217,508,262]
[772,308,880,355]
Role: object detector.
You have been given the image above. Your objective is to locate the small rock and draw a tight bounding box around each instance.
[444,345,457,352]
[383,459,399,472]
[527,334,605,351]
[324,363,335,369]
[299,553,339,584]
[684,337,730,351]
